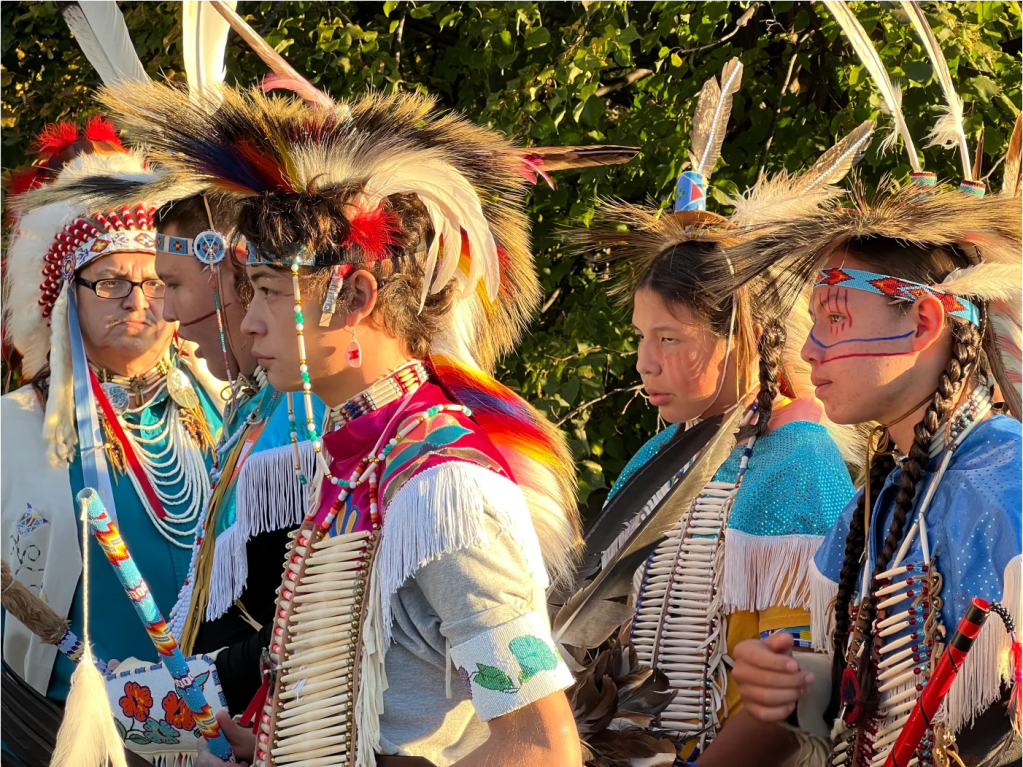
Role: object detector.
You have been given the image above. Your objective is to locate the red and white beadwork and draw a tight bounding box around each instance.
[39,203,157,320]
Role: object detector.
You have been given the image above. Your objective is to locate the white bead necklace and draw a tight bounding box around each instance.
[99,368,211,548]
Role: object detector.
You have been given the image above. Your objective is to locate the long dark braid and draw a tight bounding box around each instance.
[840,319,984,723]
[737,318,786,440]
[824,451,895,723]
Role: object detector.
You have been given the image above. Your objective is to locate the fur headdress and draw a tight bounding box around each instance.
[707,182,1023,419]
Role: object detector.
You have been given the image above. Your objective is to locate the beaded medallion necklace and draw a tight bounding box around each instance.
[89,352,212,548]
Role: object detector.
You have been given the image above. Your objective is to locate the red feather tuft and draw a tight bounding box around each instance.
[34,121,80,158]
[82,115,124,149]
[346,207,400,261]
[7,167,46,197]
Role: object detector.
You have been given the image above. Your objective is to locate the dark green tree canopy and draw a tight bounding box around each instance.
[3,1,1020,516]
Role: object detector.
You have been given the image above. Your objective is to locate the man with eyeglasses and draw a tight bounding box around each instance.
[1,136,224,764]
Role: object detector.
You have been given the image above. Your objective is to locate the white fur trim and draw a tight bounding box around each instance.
[376,461,548,647]
[809,557,838,655]
[722,529,825,614]
[5,202,81,377]
[201,442,315,621]
[353,565,387,767]
[43,284,76,465]
[935,553,1022,735]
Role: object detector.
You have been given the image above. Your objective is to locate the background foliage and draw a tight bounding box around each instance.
[3,1,1020,517]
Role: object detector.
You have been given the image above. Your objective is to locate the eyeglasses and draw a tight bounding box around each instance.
[76,277,167,300]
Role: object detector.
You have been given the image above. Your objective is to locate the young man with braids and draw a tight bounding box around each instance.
[726,184,1023,766]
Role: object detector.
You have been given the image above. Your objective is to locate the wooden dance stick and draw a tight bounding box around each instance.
[80,488,235,762]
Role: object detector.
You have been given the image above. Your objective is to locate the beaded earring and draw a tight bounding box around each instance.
[346,327,362,369]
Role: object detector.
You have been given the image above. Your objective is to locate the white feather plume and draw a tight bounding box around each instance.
[727,121,872,227]
[824,0,922,172]
[183,0,236,97]
[689,57,743,178]
[60,1,148,85]
[363,156,499,301]
[900,0,973,179]
[4,202,81,378]
[937,263,1023,304]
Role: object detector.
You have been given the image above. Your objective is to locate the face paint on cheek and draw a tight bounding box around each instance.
[808,295,917,367]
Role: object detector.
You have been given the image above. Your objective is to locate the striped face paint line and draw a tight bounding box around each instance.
[807,292,917,367]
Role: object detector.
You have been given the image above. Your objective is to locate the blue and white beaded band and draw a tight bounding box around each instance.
[815,267,980,326]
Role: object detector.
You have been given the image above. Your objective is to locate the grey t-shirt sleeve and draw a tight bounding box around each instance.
[403,505,574,721]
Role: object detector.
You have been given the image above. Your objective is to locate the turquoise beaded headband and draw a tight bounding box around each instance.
[815,267,980,326]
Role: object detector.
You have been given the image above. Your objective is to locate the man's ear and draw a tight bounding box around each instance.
[345,270,379,328]
[909,295,947,353]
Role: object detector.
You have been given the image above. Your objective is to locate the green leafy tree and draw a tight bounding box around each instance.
[3,1,1020,518]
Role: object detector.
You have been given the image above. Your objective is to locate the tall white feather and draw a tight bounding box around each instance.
[823,0,922,172]
[60,2,148,85]
[690,57,744,178]
[899,1,972,179]
[183,0,236,96]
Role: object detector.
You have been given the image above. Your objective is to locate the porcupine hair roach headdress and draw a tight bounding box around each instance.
[570,57,873,468]
[26,79,634,588]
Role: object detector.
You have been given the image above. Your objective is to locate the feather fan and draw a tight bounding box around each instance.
[208,0,334,110]
[689,57,743,178]
[899,1,973,179]
[1003,113,1022,198]
[182,0,235,96]
[552,405,744,650]
[824,0,922,172]
[60,1,148,85]
[728,120,873,227]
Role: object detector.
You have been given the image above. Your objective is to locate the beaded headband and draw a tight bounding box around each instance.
[39,204,157,319]
[154,229,255,267]
[815,267,981,326]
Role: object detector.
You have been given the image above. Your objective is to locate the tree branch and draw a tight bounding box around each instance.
[556,384,643,426]
[756,31,810,182]
[595,68,653,97]
[674,5,758,57]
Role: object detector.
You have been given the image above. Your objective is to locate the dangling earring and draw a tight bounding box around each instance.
[345,326,362,368]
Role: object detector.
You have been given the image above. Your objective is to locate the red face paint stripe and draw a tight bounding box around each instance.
[819,350,918,365]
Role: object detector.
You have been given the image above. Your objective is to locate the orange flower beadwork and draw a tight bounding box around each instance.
[119,681,153,722]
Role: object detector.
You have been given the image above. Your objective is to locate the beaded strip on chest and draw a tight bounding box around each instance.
[630,404,759,747]
[830,387,993,767]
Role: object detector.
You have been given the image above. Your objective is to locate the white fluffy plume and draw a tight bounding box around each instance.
[900,0,973,179]
[361,153,499,303]
[4,201,80,378]
[824,0,922,172]
[937,263,1023,305]
[60,1,148,85]
[728,121,873,227]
